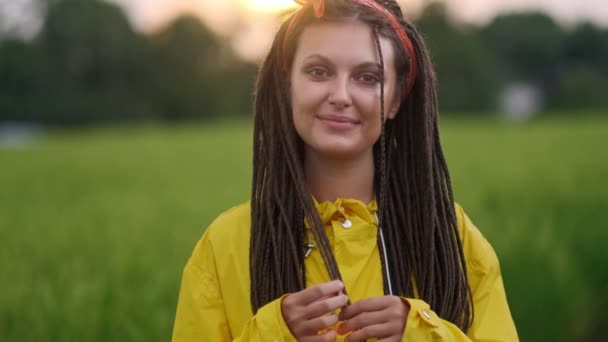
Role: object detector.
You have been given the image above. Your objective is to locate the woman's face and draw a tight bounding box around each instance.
[290,19,400,161]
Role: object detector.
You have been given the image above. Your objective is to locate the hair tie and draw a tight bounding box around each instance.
[294,0,325,18]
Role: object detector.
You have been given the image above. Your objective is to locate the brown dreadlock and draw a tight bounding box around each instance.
[250,0,473,331]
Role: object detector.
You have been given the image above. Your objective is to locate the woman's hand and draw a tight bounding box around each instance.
[337,295,410,342]
[281,280,349,342]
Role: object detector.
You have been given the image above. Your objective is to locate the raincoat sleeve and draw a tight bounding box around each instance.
[171,229,296,342]
[400,204,519,341]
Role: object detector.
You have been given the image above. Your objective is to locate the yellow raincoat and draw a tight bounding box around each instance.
[172,199,518,341]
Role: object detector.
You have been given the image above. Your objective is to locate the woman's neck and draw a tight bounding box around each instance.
[304,149,375,203]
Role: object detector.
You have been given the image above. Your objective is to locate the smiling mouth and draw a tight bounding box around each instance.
[317,115,360,130]
[317,115,360,124]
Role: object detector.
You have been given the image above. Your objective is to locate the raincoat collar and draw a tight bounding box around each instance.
[311,197,378,227]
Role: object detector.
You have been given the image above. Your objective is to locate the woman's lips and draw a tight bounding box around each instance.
[317,115,359,131]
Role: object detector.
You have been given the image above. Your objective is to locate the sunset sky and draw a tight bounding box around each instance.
[108,0,608,59]
[2,0,608,60]
[110,0,608,32]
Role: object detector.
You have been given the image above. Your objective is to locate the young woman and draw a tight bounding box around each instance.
[172,0,518,341]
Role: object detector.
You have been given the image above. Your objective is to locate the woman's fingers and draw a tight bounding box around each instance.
[304,294,349,319]
[281,280,348,340]
[294,314,340,336]
[292,280,344,306]
[337,310,386,334]
[338,296,408,340]
[282,281,344,318]
[344,323,392,342]
[301,329,338,342]
[339,296,392,320]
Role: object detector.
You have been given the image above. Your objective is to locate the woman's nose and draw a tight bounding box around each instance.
[328,76,352,109]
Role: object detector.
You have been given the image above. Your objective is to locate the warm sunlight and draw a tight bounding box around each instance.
[242,0,298,13]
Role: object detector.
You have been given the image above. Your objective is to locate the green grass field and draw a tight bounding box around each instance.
[1,117,607,341]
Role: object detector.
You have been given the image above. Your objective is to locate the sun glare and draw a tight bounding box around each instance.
[243,0,298,13]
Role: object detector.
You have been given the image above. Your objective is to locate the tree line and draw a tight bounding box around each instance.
[1,0,607,125]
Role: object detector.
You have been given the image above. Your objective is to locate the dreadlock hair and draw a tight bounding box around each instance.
[250,0,474,331]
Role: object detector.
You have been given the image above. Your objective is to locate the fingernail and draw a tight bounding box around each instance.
[337,323,349,335]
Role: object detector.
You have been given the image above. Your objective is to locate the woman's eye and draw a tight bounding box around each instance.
[358,73,381,85]
[307,67,329,79]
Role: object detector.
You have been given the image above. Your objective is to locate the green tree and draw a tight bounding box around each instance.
[551,23,608,110]
[416,3,502,113]
[148,15,257,121]
[35,0,152,124]
[0,39,46,122]
[480,12,565,89]
[147,16,225,121]
[563,22,608,74]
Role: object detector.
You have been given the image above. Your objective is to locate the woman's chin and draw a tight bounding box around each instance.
[308,143,367,161]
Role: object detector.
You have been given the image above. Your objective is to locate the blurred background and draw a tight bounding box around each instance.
[0,0,606,340]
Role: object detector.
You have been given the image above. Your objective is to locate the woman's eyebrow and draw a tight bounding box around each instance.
[303,54,335,66]
[303,54,382,70]
[355,62,383,71]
